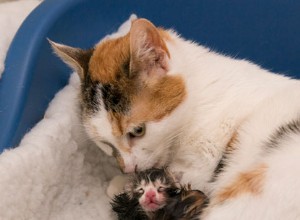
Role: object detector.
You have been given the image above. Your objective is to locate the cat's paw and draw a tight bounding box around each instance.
[106,175,129,198]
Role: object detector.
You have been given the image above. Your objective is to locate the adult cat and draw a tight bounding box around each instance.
[50,18,300,219]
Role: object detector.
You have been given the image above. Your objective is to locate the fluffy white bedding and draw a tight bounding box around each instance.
[0,2,136,219]
[0,0,41,78]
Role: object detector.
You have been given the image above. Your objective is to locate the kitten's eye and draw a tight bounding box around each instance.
[129,124,146,138]
[158,187,165,192]
[137,188,144,195]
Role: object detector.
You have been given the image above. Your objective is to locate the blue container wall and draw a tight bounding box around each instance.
[0,0,300,151]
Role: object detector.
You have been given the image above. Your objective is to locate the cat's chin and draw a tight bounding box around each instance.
[137,159,168,172]
[153,161,167,169]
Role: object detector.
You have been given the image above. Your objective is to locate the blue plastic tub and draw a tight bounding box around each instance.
[0,0,300,152]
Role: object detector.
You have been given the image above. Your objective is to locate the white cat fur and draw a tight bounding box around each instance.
[84,25,300,219]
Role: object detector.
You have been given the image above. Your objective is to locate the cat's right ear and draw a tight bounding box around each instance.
[48,39,93,80]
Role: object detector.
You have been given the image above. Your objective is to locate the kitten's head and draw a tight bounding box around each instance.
[128,168,180,212]
[50,18,186,173]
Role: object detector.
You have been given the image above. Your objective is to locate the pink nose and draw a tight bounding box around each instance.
[145,190,156,199]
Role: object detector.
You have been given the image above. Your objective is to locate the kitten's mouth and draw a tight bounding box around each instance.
[142,201,163,212]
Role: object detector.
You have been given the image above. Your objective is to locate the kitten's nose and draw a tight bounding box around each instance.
[146,190,156,199]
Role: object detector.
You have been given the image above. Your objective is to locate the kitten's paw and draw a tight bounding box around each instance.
[107,175,129,198]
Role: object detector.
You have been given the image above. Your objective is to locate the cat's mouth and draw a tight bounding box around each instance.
[153,161,162,169]
[136,142,175,172]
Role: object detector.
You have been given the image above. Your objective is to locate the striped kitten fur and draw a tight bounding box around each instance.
[111,168,208,220]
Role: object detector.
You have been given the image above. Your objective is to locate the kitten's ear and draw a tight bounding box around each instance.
[48,39,92,80]
[129,19,170,78]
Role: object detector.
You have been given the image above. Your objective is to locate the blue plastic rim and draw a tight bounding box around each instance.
[0,0,300,152]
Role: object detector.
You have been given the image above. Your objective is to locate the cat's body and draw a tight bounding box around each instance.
[51,18,300,219]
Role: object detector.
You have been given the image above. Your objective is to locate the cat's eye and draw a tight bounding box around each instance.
[129,124,146,138]
[158,187,165,192]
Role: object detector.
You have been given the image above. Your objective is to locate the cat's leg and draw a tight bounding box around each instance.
[106,174,129,198]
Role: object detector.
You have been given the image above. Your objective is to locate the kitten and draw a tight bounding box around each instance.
[50,18,300,219]
[111,168,208,220]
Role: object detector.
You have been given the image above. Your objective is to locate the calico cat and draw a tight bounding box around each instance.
[50,18,300,219]
[111,168,208,220]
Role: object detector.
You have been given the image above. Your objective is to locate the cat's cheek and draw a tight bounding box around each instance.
[132,151,161,171]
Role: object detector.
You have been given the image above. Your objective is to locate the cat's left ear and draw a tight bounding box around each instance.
[48,39,92,80]
[129,19,170,78]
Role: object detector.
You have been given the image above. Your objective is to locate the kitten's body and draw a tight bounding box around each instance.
[111,168,207,220]
[51,18,300,219]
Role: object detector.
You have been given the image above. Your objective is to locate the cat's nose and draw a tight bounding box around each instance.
[122,164,135,173]
[117,155,136,173]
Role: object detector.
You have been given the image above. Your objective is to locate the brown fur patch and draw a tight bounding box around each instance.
[105,74,186,139]
[184,190,208,215]
[89,34,130,84]
[226,131,239,152]
[108,111,126,137]
[216,164,267,203]
[129,74,186,124]
[88,20,186,138]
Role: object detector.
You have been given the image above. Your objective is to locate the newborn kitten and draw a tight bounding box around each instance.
[111,168,208,220]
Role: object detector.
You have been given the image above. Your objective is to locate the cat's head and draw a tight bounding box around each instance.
[50,18,186,173]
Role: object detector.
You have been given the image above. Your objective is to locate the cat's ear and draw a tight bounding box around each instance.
[48,39,92,80]
[129,19,170,78]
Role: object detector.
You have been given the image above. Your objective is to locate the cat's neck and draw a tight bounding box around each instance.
[165,31,294,191]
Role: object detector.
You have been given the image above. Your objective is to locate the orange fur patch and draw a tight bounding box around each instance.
[105,74,186,140]
[106,74,186,137]
[216,164,267,203]
[88,20,186,138]
[108,112,126,137]
[89,34,130,84]
[226,131,239,152]
[129,74,186,124]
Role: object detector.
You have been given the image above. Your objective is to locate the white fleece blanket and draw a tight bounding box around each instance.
[0,1,136,219]
[0,0,42,78]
